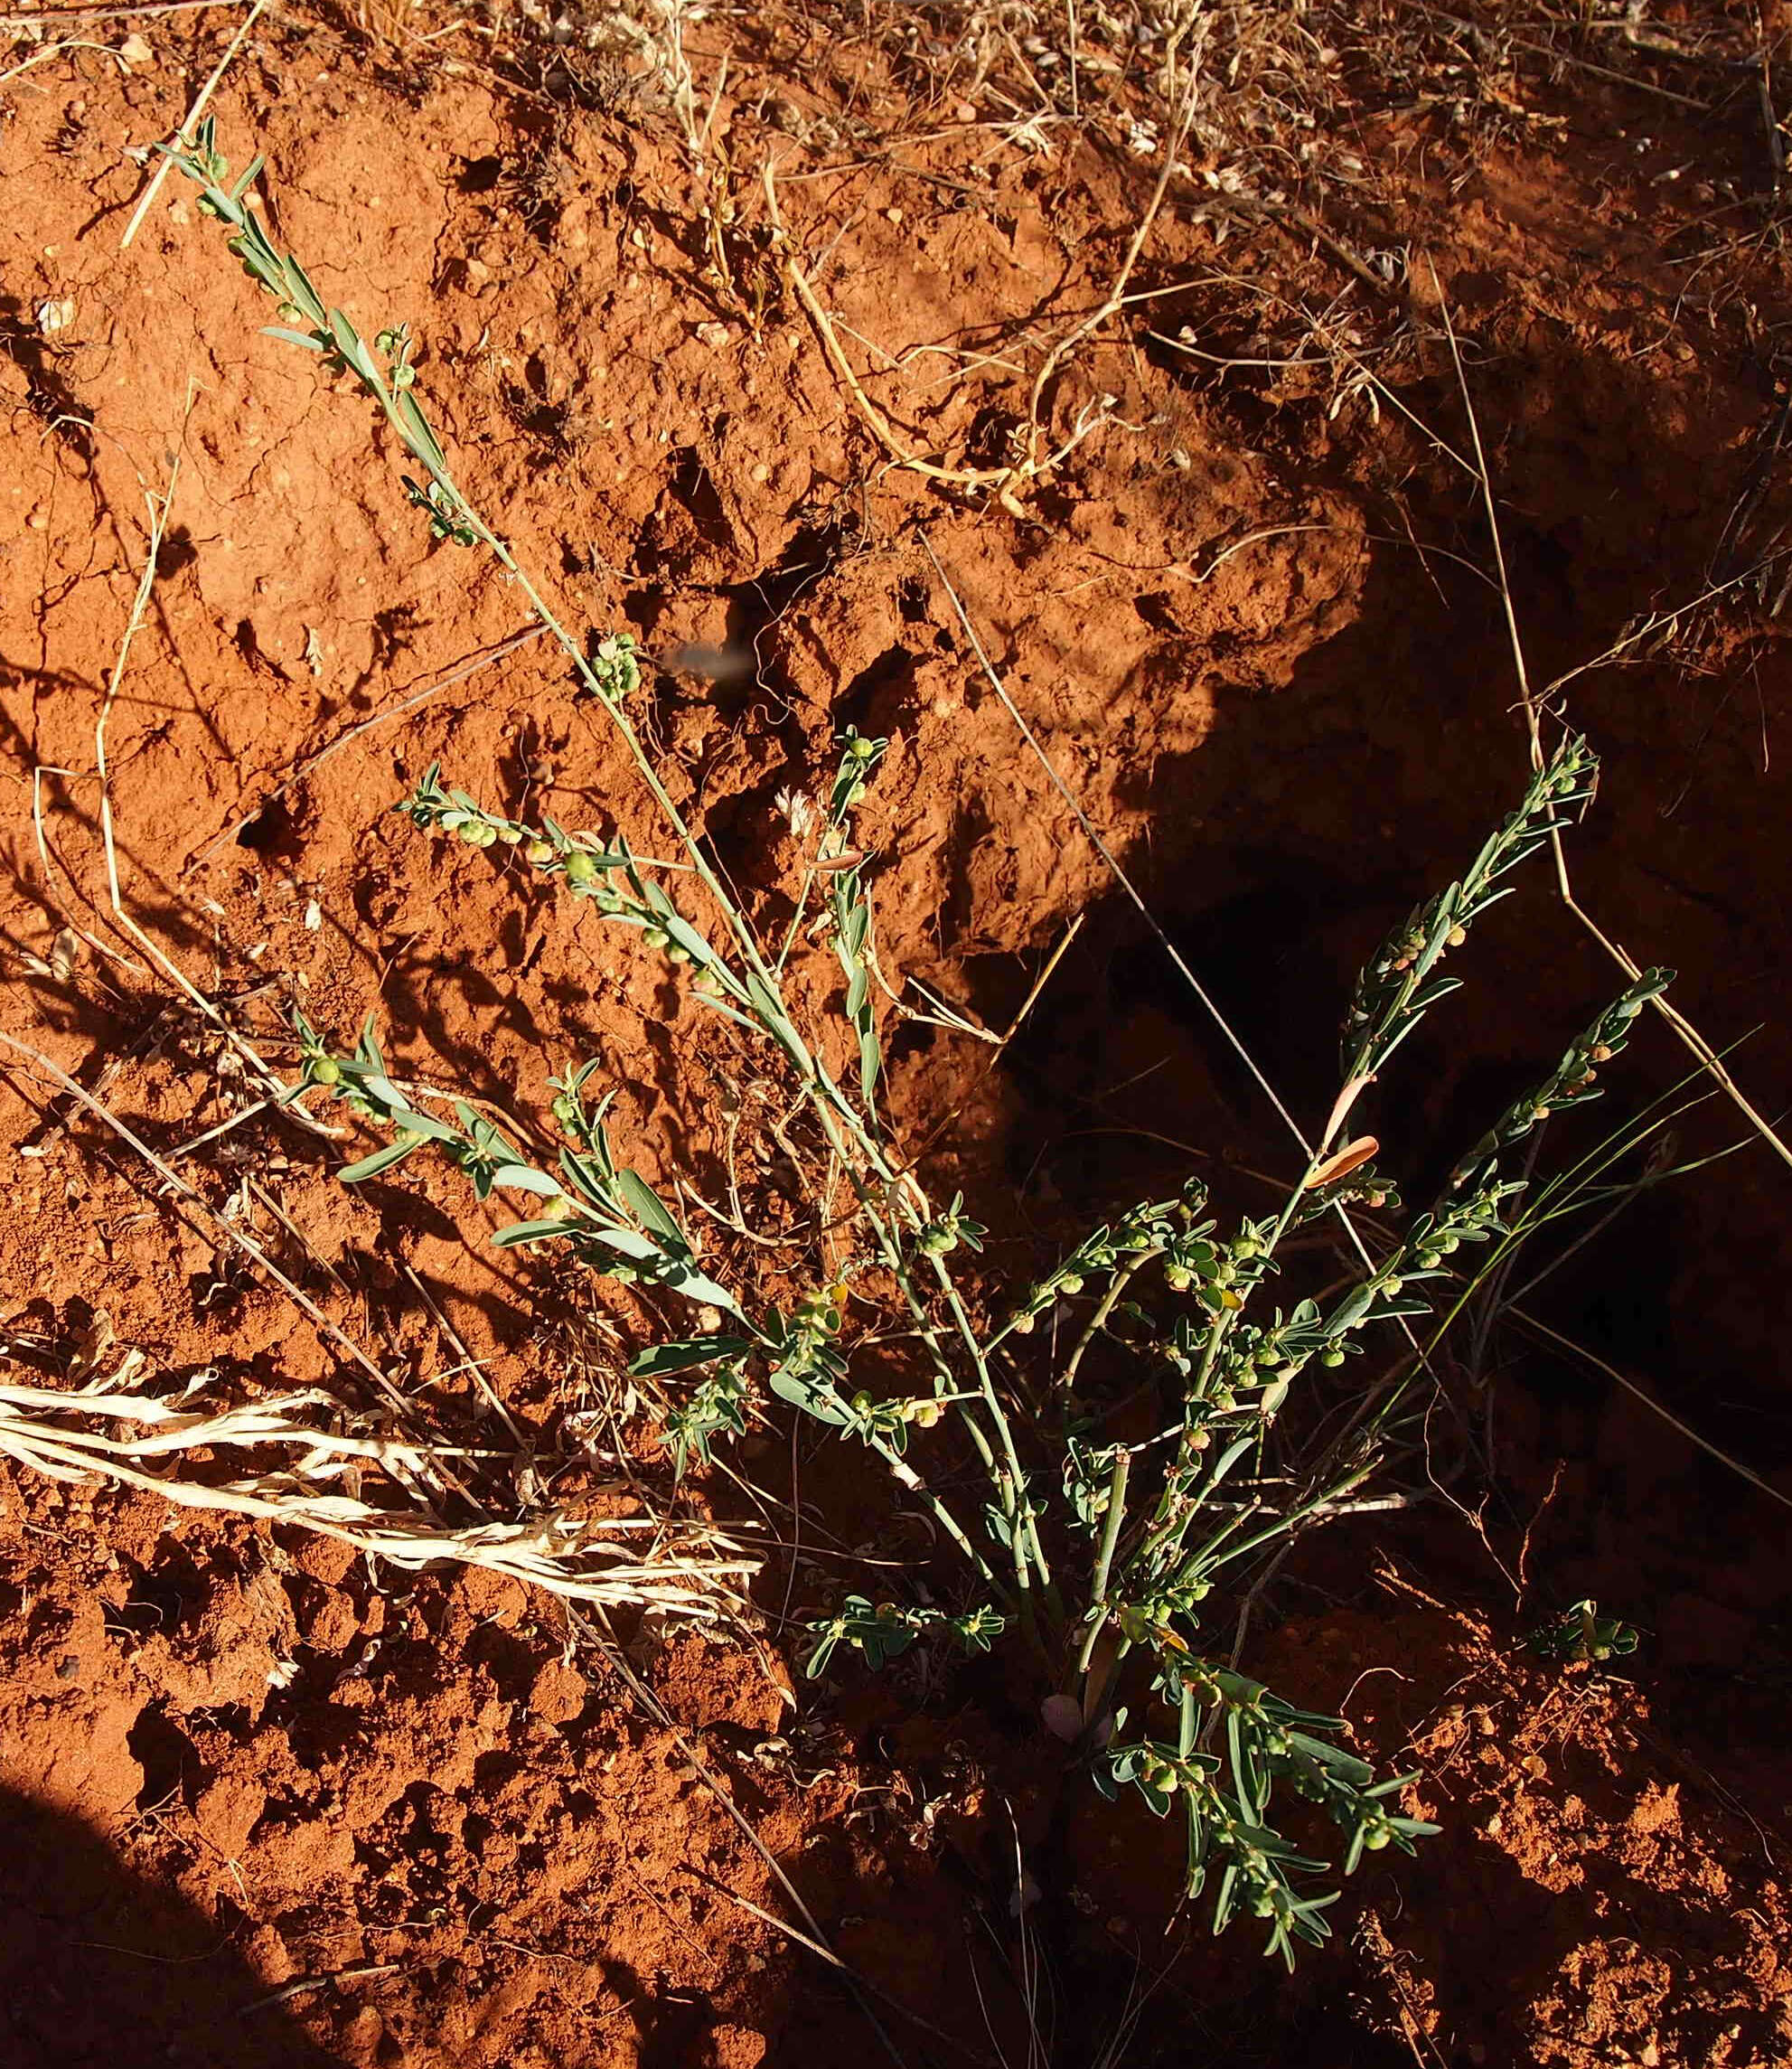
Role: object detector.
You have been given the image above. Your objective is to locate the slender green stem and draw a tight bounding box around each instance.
[859,1425,1011,1603]
[490,524,1045,1604]
[927,1257,1056,1605]
[1058,1246,1160,1399]
[1076,1448,1131,1676]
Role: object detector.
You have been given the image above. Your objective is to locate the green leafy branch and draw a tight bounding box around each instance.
[1102,1670,1437,1970]
[171,134,1689,1966]
[1340,734,1600,1087]
[804,1594,1006,1677]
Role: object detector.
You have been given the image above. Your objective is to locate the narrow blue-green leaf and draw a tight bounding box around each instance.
[394,387,450,473]
[1285,1731,1373,1782]
[768,1364,851,1425]
[490,1162,564,1197]
[617,1170,686,1246]
[284,257,328,325]
[338,1137,427,1183]
[384,1105,459,1143]
[629,1336,752,1378]
[261,325,327,353]
[1204,1434,1258,1495]
[490,1217,581,1248]
[745,974,808,1069]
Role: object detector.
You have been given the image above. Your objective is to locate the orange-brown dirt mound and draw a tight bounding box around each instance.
[3,2,1790,2064]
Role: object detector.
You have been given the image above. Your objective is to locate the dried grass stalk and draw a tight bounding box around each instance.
[0,1378,757,1619]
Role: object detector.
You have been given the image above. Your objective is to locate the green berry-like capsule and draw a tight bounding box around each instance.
[563,851,599,886]
[665,942,691,964]
[524,839,557,866]
[1321,1346,1346,1368]
[310,1057,342,1086]
[642,926,671,951]
[849,733,877,761]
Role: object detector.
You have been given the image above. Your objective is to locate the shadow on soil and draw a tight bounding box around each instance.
[0,1784,346,2068]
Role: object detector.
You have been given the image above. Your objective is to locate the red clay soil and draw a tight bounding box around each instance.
[2,3,1790,2064]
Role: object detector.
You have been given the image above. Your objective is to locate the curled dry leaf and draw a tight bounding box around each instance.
[1304,1134,1380,1189]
